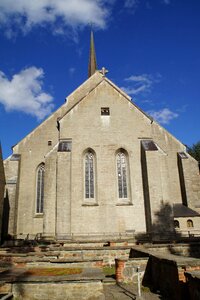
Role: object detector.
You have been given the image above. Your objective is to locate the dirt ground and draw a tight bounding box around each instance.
[103,283,164,300]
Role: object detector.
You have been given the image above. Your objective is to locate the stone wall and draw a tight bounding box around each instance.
[130,243,200,258]
[67,247,130,266]
[0,246,131,268]
[115,257,148,283]
[179,154,200,209]
[0,144,5,243]
[4,156,21,238]
[0,280,105,300]
[143,255,182,300]
[142,255,200,300]
[12,281,105,300]
[174,216,200,235]
[128,246,200,299]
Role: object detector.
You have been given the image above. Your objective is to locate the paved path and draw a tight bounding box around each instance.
[103,283,162,300]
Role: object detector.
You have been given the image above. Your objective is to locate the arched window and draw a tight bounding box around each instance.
[36,163,45,213]
[85,151,95,199]
[174,220,180,229]
[187,219,193,228]
[117,151,128,198]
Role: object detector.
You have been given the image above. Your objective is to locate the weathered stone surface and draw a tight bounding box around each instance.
[3,70,200,240]
[0,144,5,243]
[12,281,105,300]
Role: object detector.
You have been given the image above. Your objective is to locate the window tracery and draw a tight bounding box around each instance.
[85,151,95,199]
[117,151,128,198]
[36,163,45,213]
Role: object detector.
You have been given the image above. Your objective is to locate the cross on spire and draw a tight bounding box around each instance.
[100,67,108,76]
[88,30,97,78]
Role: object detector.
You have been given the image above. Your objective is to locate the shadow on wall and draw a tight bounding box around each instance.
[135,202,181,243]
[1,189,10,243]
[1,189,47,253]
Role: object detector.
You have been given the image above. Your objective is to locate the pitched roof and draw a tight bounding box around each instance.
[11,71,186,156]
[173,203,200,217]
[58,71,153,123]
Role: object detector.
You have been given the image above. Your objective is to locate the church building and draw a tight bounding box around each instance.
[3,32,200,242]
[0,144,5,243]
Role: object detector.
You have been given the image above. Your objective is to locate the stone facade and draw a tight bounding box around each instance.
[3,69,200,241]
[0,144,5,243]
[174,216,200,235]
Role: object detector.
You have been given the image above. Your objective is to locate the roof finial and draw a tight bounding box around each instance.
[88,29,97,78]
[100,67,108,77]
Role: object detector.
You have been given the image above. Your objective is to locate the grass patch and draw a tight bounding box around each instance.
[24,268,82,276]
[141,286,151,293]
[103,266,115,277]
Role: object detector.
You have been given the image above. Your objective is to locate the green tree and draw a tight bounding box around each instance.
[187,141,200,163]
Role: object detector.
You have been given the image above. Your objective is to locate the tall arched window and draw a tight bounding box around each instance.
[36,163,45,213]
[85,151,95,199]
[117,151,128,199]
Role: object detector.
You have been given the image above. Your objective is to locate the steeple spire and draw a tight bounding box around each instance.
[88,30,97,78]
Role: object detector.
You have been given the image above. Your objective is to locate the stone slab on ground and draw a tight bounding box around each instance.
[0,267,104,282]
[0,267,106,300]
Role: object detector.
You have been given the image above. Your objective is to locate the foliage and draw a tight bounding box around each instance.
[187,141,200,162]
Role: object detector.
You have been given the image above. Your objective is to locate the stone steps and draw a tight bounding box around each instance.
[0,245,131,268]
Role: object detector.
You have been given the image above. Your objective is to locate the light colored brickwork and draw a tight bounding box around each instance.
[0,144,5,242]
[3,71,200,240]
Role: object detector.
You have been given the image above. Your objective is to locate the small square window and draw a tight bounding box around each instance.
[101,107,110,116]
[48,140,52,146]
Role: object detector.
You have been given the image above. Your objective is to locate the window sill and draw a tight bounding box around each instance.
[116,202,133,206]
[82,202,99,207]
[34,213,44,218]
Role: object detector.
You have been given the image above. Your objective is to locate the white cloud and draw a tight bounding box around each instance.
[148,108,178,124]
[121,73,161,96]
[162,0,170,4]
[120,85,147,95]
[141,99,154,106]
[0,67,54,119]
[123,0,139,13]
[0,0,110,38]
[69,67,76,76]
[124,0,138,9]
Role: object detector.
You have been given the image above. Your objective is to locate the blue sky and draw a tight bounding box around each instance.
[0,0,200,158]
